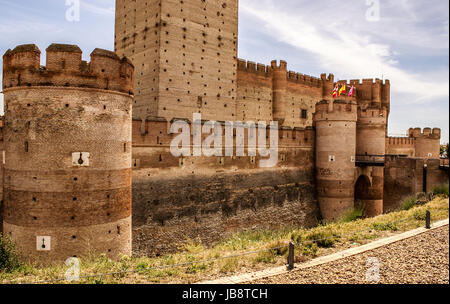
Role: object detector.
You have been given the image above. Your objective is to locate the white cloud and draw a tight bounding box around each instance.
[80,0,114,16]
[0,20,62,35]
[240,0,449,104]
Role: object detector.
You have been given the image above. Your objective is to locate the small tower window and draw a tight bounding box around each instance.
[301,109,307,119]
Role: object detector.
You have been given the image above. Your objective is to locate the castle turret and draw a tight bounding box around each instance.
[409,127,441,160]
[314,99,358,221]
[2,44,134,263]
[271,60,287,125]
[356,107,388,216]
[320,73,334,102]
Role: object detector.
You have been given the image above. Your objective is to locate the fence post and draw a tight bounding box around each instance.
[287,242,295,270]
[425,210,431,229]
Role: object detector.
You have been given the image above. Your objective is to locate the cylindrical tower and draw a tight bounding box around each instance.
[271,60,287,125]
[411,128,441,160]
[356,107,388,216]
[314,99,358,221]
[2,44,134,263]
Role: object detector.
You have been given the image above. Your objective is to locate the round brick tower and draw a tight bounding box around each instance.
[314,99,358,221]
[2,44,134,263]
[355,106,388,216]
[409,128,441,160]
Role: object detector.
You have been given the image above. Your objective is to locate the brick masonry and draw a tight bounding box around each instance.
[0,0,447,261]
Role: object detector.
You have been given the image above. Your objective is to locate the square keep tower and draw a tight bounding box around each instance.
[115,0,239,121]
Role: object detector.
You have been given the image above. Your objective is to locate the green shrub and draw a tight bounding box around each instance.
[0,233,21,273]
[433,185,449,197]
[413,210,426,221]
[254,250,276,264]
[299,243,319,258]
[340,206,364,223]
[269,243,288,257]
[293,229,340,249]
[400,196,416,211]
[372,222,398,231]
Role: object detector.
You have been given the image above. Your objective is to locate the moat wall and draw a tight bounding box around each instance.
[130,119,319,256]
[132,168,318,256]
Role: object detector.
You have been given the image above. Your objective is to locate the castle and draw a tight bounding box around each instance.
[0,0,448,263]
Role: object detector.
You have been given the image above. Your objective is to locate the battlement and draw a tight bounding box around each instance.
[320,73,335,82]
[314,99,358,123]
[357,107,388,122]
[238,58,325,88]
[3,44,134,94]
[341,78,391,107]
[387,137,415,146]
[408,127,441,139]
[348,78,390,85]
[270,60,287,70]
[287,71,321,87]
[237,58,270,76]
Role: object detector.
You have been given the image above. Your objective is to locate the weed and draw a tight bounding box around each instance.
[340,206,364,223]
[400,196,417,211]
[413,210,427,221]
[372,222,398,231]
[0,234,21,273]
[433,184,449,197]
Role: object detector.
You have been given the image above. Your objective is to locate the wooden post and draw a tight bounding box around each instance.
[425,210,431,229]
[287,242,295,270]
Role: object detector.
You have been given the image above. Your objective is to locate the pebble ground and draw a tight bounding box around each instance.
[253,225,449,284]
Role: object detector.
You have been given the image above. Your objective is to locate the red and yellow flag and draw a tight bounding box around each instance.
[332,84,339,98]
[339,83,346,96]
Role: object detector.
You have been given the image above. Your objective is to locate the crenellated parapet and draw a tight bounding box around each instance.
[237,58,324,88]
[287,71,321,87]
[3,44,134,95]
[408,127,441,140]
[347,78,390,110]
[387,137,415,146]
[314,99,358,123]
[385,137,416,157]
[237,58,270,77]
[357,106,388,125]
[407,128,441,159]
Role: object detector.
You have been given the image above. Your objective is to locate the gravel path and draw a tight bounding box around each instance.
[253,225,449,284]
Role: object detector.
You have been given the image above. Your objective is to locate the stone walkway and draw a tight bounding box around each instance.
[200,219,449,284]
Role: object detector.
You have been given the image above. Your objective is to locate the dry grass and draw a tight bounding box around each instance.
[1,196,448,284]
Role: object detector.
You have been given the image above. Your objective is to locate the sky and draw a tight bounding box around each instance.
[0,0,448,143]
